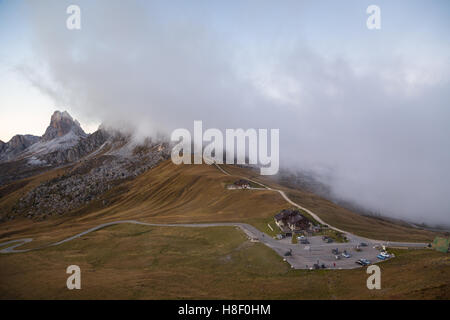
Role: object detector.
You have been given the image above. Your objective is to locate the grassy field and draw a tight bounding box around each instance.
[0,224,448,300]
[0,160,447,299]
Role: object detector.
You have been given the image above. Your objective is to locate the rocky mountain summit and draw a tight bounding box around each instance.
[41,111,87,142]
[24,110,93,163]
[0,110,111,185]
[0,134,40,163]
[0,110,90,166]
[0,110,171,222]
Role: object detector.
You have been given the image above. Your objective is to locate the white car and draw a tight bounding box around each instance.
[377,251,391,260]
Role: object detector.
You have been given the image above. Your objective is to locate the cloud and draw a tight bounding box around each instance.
[20,0,450,226]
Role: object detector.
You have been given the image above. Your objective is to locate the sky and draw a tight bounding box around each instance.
[0,0,449,226]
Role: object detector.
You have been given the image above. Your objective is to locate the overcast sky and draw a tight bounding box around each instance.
[0,0,449,226]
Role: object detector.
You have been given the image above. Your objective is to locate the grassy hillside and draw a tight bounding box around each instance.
[0,224,448,299]
[0,160,447,300]
[0,160,440,245]
[220,164,439,242]
[0,160,285,248]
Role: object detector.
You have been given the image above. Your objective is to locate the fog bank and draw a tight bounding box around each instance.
[20,0,450,227]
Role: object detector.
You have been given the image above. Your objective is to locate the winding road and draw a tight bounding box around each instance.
[0,163,429,269]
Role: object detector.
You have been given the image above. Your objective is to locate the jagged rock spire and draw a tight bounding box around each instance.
[41,111,86,141]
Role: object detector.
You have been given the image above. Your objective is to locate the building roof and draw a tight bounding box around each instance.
[234,179,250,186]
[274,209,309,230]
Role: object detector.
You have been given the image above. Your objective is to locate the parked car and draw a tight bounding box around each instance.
[300,239,309,244]
[331,248,339,255]
[341,251,351,258]
[360,242,368,247]
[377,251,390,260]
[322,236,333,243]
[355,258,370,266]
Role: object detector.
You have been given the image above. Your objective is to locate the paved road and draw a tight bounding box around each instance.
[0,220,261,253]
[0,219,428,269]
[0,164,429,269]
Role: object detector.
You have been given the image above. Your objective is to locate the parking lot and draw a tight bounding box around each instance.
[270,235,386,269]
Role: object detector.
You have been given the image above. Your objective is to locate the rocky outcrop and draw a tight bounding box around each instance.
[38,128,110,165]
[41,111,86,141]
[9,141,170,221]
[0,134,40,163]
[0,111,87,164]
[0,110,173,222]
[0,111,108,186]
[0,128,111,187]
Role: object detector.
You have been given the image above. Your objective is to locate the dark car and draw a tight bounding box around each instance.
[355,258,370,266]
[360,242,368,247]
[322,236,333,243]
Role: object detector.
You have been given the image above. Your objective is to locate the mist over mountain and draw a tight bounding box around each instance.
[0,109,172,222]
[15,1,450,227]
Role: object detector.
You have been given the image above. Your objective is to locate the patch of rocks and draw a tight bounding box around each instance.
[7,144,170,221]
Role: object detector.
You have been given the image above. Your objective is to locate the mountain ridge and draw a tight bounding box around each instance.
[0,111,111,185]
[0,134,41,163]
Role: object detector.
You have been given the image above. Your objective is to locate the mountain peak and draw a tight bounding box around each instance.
[41,110,86,141]
[0,134,40,162]
[52,110,72,121]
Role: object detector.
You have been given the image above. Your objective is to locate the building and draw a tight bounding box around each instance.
[274,209,310,233]
[229,179,250,189]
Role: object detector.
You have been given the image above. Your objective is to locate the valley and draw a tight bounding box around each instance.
[0,111,448,299]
